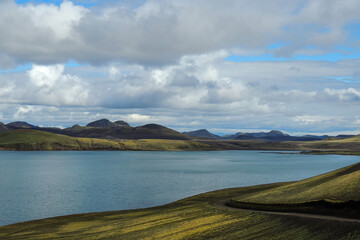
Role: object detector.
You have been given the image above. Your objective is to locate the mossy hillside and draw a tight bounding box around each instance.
[0,130,212,151]
[299,135,360,153]
[120,139,213,151]
[0,130,123,150]
[325,135,360,143]
[233,162,360,204]
[1,165,360,239]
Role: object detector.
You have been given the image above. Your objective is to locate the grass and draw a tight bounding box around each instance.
[1,163,360,239]
[0,130,212,151]
[323,135,360,143]
[233,162,360,203]
[230,162,360,218]
[197,134,360,155]
[297,135,360,155]
[0,130,124,150]
[119,139,213,151]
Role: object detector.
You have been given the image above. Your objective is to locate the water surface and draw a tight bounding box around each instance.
[0,151,359,226]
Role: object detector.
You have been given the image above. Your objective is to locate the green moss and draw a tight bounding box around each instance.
[233,162,360,204]
[0,130,123,150]
[0,130,212,151]
[120,139,213,151]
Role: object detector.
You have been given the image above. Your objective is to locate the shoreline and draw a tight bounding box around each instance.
[1,148,360,156]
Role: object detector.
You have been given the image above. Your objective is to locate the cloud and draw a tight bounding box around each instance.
[21,1,87,40]
[292,115,332,125]
[0,0,359,67]
[0,64,90,106]
[28,64,65,87]
[323,88,360,101]
[125,113,151,123]
[1,53,359,130]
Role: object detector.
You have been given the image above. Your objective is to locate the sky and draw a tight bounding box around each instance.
[0,0,360,135]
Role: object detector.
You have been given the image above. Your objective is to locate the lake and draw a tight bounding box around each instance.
[0,150,359,226]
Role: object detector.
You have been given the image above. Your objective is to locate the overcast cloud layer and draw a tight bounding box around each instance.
[0,0,359,135]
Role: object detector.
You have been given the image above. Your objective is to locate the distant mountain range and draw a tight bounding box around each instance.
[182,129,355,142]
[0,119,356,142]
[182,129,220,139]
[0,119,359,153]
[86,118,130,128]
[0,119,191,140]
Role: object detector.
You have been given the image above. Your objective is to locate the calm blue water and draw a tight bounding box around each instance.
[0,151,359,226]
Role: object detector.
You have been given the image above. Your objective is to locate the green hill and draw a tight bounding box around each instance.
[298,134,360,155]
[0,130,211,151]
[0,129,124,150]
[0,162,359,239]
[233,162,360,203]
[42,123,192,140]
[230,162,360,218]
[120,139,213,151]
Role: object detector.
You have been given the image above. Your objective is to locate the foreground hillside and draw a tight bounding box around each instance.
[234,162,360,203]
[1,162,359,239]
[0,130,212,151]
[230,162,360,218]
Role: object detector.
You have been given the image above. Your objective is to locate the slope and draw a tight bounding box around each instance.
[0,129,211,151]
[299,134,360,154]
[233,162,360,203]
[0,129,124,150]
[230,162,360,218]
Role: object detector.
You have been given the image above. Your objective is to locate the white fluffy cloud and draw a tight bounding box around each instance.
[0,0,359,66]
[0,52,359,134]
[323,88,360,101]
[0,64,89,106]
[21,1,87,40]
[29,64,65,87]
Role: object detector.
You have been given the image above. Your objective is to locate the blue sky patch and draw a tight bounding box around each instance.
[328,76,360,84]
[15,0,98,7]
[0,64,32,74]
[0,60,87,75]
[226,51,360,63]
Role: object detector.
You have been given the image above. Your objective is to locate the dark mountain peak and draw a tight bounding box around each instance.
[232,130,292,141]
[66,124,85,131]
[336,134,355,138]
[234,132,245,136]
[87,119,116,128]
[198,129,208,132]
[138,124,167,130]
[114,120,130,127]
[268,130,288,136]
[183,129,220,139]
[0,122,9,133]
[302,135,329,140]
[6,121,36,129]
